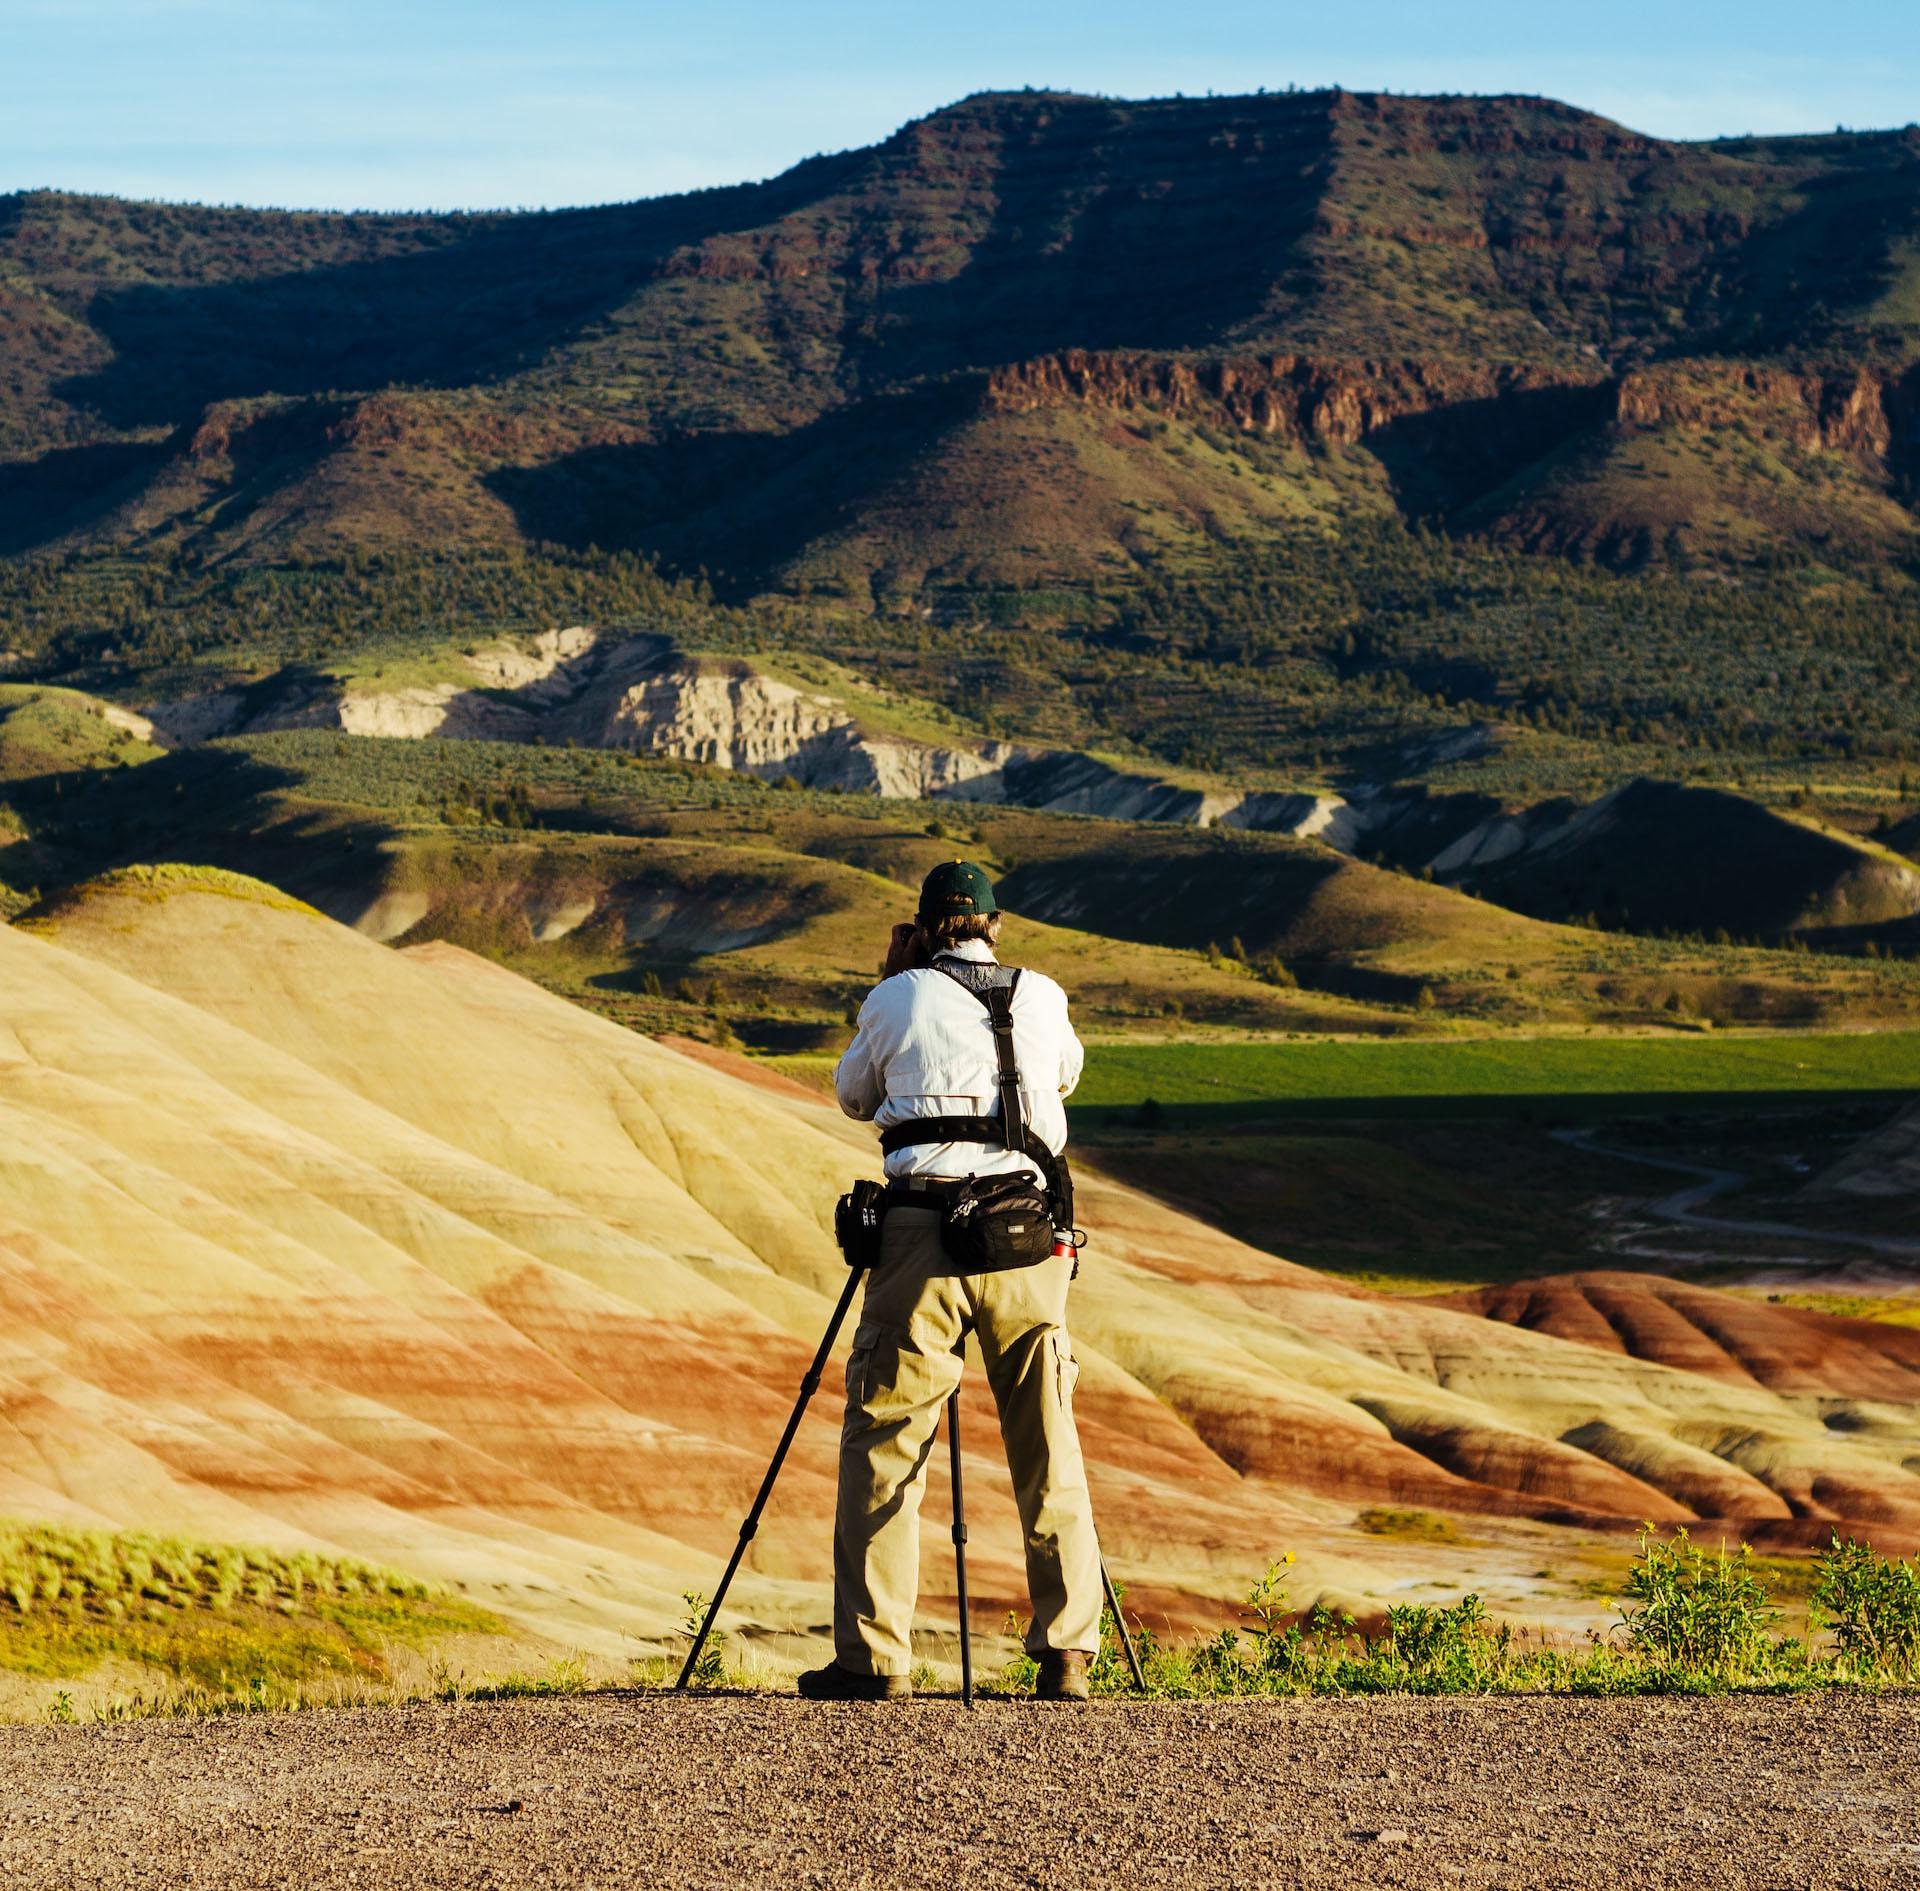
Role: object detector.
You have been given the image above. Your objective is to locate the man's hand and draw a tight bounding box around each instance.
[882,921,926,977]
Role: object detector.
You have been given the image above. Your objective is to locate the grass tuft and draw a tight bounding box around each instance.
[0,1521,502,1712]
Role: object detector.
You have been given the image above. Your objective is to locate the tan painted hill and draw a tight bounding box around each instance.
[1438,1273,1920,1401]
[3,870,1918,1678]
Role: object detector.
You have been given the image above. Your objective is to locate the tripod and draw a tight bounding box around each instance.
[675,1265,1147,1706]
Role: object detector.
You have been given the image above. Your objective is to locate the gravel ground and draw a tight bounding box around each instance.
[3,1692,1917,1890]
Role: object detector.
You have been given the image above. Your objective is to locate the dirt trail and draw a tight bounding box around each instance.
[3,1693,1916,1890]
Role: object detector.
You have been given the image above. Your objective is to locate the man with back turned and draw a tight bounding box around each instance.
[798,860,1103,1703]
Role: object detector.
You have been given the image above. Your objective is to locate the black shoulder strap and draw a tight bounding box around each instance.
[982,971,1025,1153]
[931,957,1027,1153]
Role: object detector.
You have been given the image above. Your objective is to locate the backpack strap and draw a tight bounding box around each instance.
[878,1115,1059,1176]
[981,970,1025,1153]
[927,957,1026,1154]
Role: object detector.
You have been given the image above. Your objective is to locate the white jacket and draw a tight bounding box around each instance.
[835,940,1084,1182]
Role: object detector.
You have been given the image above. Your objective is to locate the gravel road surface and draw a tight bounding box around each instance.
[3,1692,1916,1889]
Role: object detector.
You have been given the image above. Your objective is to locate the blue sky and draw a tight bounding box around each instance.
[7,0,1918,210]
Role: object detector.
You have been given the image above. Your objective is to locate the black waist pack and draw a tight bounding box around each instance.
[941,1170,1056,1273]
[834,1178,890,1271]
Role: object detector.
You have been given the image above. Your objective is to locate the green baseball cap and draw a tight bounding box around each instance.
[917,858,999,924]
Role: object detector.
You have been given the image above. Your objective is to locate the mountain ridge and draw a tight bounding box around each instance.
[5,84,1920,915]
[5,85,1919,591]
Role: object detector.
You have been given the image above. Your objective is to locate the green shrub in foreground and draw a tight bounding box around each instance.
[22,1519,1920,1717]
[1041,1528,1920,1700]
[1812,1535,1920,1679]
[1617,1526,1784,1681]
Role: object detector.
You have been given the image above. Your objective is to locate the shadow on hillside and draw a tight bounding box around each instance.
[841,95,1320,377]
[1801,915,1920,959]
[46,153,873,430]
[1473,782,1889,940]
[0,440,174,556]
[10,744,397,914]
[1706,166,1920,372]
[484,379,977,589]
[1074,1088,1919,1129]
[1365,380,1614,526]
[1285,961,1428,1006]
[998,843,1349,957]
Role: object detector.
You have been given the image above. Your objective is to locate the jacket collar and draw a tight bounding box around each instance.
[933,939,997,965]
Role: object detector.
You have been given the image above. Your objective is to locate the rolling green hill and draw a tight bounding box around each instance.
[4,706,1916,1041]
[0,684,157,784]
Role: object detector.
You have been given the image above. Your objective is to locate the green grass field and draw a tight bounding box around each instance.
[1063,1031,1920,1121]
[774,1031,1920,1122]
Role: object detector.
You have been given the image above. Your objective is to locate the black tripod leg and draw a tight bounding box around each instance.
[676,1265,866,1691]
[1101,1557,1147,1692]
[947,1388,973,1710]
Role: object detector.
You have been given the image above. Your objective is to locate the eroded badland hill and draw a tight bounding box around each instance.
[2,874,1917,1709]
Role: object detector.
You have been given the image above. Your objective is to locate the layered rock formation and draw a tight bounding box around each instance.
[1609,362,1913,462]
[552,659,1013,797]
[980,349,1607,451]
[3,871,1917,1672]
[139,636,1373,830]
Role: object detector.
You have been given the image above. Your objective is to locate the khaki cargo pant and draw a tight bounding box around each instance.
[833,1202,1104,1676]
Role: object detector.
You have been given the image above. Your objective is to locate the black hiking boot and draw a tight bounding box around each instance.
[796,1661,912,1702]
[1035,1650,1091,1702]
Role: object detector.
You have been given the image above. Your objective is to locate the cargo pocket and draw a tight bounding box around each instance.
[844,1325,880,1419]
[845,1321,931,1429]
[1048,1330,1081,1406]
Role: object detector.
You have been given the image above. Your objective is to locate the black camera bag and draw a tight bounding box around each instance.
[940,1168,1056,1272]
[833,1177,890,1271]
